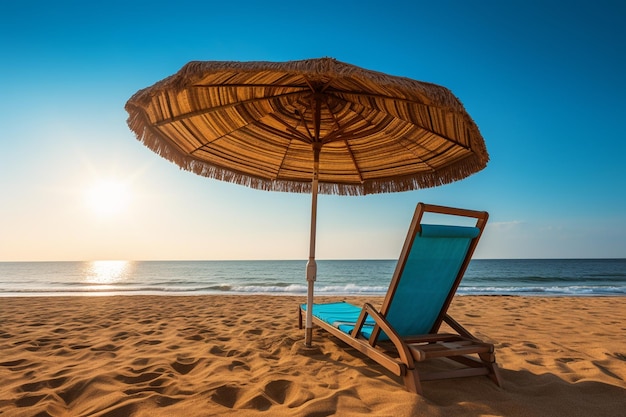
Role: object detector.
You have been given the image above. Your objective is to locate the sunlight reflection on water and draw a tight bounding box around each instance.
[85,260,130,285]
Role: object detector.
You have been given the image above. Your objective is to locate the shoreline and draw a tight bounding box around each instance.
[2,292,626,298]
[2,259,624,298]
[1,295,625,416]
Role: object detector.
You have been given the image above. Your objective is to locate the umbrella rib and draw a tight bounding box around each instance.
[325,92,471,151]
[153,90,305,127]
[318,100,395,144]
[188,85,452,111]
[267,113,312,144]
[317,98,369,182]
[318,94,346,144]
[274,139,295,180]
[296,109,314,142]
[321,102,465,174]
[342,139,363,182]
[325,122,386,143]
[183,111,306,158]
[383,131,467,173]
[396,139,438,172]
[188,117,304,155]
[303,78,317,92]
[422,106,469,150]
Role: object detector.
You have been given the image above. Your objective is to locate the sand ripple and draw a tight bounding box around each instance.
[1,295,625,416]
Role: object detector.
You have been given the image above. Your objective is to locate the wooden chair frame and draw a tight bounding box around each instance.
[298,202,502,395]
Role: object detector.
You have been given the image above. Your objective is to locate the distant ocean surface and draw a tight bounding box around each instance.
[0,259,624,297]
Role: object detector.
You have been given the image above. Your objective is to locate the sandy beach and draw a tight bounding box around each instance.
[1,295,625,416]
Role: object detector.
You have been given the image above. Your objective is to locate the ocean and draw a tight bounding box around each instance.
[0,259,624,297]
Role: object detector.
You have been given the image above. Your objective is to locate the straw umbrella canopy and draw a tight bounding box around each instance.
[125,57,489,347]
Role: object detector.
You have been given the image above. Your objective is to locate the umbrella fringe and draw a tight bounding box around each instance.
[128,105,486,196]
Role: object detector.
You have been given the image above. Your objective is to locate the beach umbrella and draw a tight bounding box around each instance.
[125,58,489,347]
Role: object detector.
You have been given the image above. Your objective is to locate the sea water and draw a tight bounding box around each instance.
[0,259,624,297]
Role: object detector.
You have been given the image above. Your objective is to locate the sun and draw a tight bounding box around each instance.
[85,180,131,216]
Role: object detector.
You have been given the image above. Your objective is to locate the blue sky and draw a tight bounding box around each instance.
[1,0,625,261]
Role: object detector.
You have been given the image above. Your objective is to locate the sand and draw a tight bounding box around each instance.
[1,295,625,417]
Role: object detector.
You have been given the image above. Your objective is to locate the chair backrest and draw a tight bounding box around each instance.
[375,203,488,339]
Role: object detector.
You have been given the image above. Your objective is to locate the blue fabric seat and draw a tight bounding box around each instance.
[302,224,480,340]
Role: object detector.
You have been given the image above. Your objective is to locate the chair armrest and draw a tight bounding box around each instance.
[351,303,415,368]
[443,314,478,340]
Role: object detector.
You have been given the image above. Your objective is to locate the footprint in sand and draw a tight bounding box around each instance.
[211,384,240,408]
[263,379,292,404]
[171,358,201,375]
[0,359,28,368]
[91,343,121,352]
[133,339,162,347]
[184,334,204,341]
[2,359,40,372]
[69,344,92,350]
[20,376,68,392]
[57,379,99,405]
[95,402,137,417]
[15,394,48,408]
[115,371,163,385]
[111,331,132,341]
[209,345,240,357]
[241,394,272,411]
[131,357,150,366]
[228,360,250,371]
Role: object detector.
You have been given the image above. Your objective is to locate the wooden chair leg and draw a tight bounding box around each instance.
[403,369,423,395]
[487,363,503,387]
[298,307,303,330]
[479,352,503,388]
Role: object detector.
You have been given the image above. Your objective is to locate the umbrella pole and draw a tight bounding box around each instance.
[305,146,321,347]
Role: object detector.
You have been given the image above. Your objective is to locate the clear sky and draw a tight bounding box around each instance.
[1,0,625,261]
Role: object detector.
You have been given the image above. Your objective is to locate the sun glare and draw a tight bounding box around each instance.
[86,180,130,216]
[86,260,129,284]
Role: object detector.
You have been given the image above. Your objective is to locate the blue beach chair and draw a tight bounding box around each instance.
[299,203,502,395]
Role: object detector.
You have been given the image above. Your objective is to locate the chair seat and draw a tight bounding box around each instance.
[301,301,384,340]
